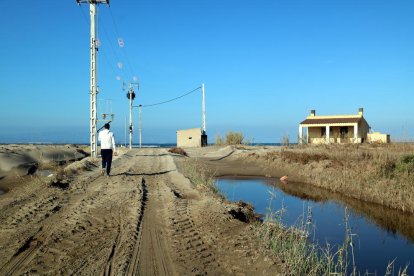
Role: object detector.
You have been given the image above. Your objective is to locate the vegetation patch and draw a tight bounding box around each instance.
[245,143,414,213]
[215,131,245,145]
[168,147,188,156]
[256,206,409,275]
[179,159,218,193]
[396,154,414,176]
[280,151,329,165]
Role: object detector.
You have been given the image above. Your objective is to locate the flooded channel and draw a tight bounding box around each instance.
[217,177,414,275]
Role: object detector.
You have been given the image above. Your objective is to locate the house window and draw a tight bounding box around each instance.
[321,128,326,137]
[340,127,348,138]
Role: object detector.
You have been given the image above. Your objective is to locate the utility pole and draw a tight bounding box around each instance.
[124,116,127,147]
[201,83,207,147]
[201,83,206,135]
[139,105,142,148]
[76,0,109,158]
[126,83,136,149]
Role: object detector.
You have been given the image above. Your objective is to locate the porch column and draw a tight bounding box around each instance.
[326,126,330,144]
[299,125,303,144]
[354,124,358,143]
[307,127,309,144]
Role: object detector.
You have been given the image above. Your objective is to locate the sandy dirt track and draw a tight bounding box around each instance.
[0,148,280,275]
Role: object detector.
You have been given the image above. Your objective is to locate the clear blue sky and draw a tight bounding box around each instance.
[0,1,413,144]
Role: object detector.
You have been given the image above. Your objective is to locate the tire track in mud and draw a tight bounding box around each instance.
[0,148,282,275]
[0,152,146,275]
[167,183,219,275]
[126,151,177,276]
[159,152,220,275]
[0,222,55,275]
[52,164,145,275]
[125,177,148,275]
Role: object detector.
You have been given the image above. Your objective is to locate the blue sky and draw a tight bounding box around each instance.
[0,1,413,144]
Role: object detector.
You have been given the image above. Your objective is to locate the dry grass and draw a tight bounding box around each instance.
[256,202,409,275]
[215,131,245,145]
[246,143,414,213]
[179,159,218,193]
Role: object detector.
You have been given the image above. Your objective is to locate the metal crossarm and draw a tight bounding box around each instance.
[77,0,109,5]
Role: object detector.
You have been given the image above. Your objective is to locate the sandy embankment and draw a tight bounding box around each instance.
[0,144,90,192]
[0,145,282,275]
[184,145,287,178]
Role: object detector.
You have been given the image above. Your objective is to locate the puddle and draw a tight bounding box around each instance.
[217,177,414,275]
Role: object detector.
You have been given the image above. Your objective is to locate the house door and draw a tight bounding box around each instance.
[340,127,348,138]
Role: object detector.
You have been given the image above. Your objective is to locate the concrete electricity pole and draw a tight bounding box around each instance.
[139,105,142,148]
[127,84,136,149]
[76,0,109,158]
[201,83,206,135]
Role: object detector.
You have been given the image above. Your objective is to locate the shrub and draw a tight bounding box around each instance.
[225,131,244,145]
[396,154,414,176]
[215,131,245,145]
[168,147,188,156]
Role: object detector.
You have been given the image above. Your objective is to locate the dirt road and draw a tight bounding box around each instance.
[0,148,279,275]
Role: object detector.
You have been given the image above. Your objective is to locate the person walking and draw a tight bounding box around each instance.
[98,123,117,177]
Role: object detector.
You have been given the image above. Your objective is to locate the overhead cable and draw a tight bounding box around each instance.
[138,86,202,108]
[109,8,137,79]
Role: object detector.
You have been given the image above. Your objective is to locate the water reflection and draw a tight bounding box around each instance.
[217,177,414,275]
[274,180,414,243]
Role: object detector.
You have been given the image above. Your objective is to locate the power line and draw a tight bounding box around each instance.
[99,16,128,82]
[109,8,137,79]
[138,86,202,108]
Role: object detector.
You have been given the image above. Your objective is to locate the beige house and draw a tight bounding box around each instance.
[299,108,370,144]
[177,128,208,148]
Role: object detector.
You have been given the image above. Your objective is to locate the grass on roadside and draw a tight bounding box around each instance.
[179,158,218,193]
[246,143,414,213]
[256,201,409,275]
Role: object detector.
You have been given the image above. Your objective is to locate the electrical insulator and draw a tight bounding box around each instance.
[126,91,136,100]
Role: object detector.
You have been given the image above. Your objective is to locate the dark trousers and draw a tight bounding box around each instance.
[101,149,113,175]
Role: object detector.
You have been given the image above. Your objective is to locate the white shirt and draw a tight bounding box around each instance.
[98,129,116,151]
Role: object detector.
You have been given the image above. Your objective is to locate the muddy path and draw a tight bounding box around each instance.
[0,148,280,275]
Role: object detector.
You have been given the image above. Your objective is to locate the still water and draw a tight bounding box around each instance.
[217,177,414,275]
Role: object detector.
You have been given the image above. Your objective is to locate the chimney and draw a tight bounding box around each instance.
[358,108,364,116]
[310,110,316,117]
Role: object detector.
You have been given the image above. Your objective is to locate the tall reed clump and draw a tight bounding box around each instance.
[256,202,409,275]
[180,159,218,193]
[215,131,245,145]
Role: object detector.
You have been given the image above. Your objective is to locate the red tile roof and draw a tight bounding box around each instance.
[300,117,361,125]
